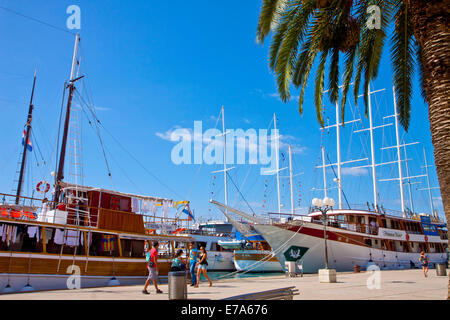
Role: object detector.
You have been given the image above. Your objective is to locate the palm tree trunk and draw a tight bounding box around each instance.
[405,0,450,299]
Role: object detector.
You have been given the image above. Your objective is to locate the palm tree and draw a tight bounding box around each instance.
[256,0,449,298]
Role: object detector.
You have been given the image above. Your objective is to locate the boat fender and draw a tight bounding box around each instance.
[3,284,14,293]
[20,283,34,292]
[108,277,120,286]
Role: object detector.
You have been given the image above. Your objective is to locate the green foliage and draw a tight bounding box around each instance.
[257,0,419,131]
[391,0,415,130]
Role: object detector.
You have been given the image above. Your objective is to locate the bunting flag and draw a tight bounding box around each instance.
[21,130,33,151]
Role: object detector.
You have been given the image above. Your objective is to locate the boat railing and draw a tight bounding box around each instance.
[0,192,189,231]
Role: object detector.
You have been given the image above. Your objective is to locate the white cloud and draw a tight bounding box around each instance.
[341,167,369,176]
[155,126,183,141]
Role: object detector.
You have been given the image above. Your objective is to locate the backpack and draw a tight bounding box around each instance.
[146,252,150,262]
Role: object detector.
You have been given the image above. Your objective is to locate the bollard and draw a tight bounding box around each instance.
[168,271,187,300]
[435,263,447,276]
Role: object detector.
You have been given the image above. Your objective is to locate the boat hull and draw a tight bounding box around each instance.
[254,224,448,273]
[206,251,235,271]
[233,250,283,272]
[0,252,172,293]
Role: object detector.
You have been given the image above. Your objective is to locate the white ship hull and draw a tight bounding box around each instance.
[254,223,448,273]
[206,251,235,271]
[233,250,283,272]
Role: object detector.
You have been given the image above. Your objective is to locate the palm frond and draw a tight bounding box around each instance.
[268,3,298,71]
[315,50,329,125]
[340,45,358,123]
[274,0,315,102]
[353,0,392,110]
[328,46,340,105]
[257,0,285,44]
[416,42,427,103]
[391,0,415,130]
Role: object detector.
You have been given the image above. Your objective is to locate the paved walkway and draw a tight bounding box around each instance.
[0,269,448,300]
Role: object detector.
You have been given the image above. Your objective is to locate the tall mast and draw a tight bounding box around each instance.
[422,147,435,218]
[274,113,281,216]
[367,85,378,210]
[403,144,415,213]
[335,102,343,209]
[392,86,406,217]
[221,106,229,221]
[321,146,328,198]
[53,33,80,206]
[288,145,294,217]
[15,71,37,204]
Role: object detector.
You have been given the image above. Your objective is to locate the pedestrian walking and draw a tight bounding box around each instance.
[143,241,163,294]
[419,251,429,278]
[187,242,198,286]
[195,246,212,288]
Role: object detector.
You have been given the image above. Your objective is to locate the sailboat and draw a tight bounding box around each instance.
[211,87,448,273]
[0,34,194,293]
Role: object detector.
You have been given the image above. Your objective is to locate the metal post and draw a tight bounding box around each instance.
[335,102,342,209]
[289,145,294,217]
[322,209,329,269]
[392,86,405,217]
[274,113,281,216]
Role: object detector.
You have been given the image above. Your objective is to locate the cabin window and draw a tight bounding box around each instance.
[89,232,119,257]
[45,227,86,255]
[121,239,144,257]
[110,197,120,211]
[0,223,44,253]
[364,239,372,247]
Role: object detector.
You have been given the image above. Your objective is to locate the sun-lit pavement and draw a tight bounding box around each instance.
[0,269,448,300]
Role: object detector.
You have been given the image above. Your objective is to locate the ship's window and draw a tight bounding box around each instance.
[89,232,119,257]
[364,239,372,246]
[121,239,144,257]
[45,227,86,255]
[374,239,378,245]
[0,224,44,253]
[120,198,131,212]
[44,227,85,255]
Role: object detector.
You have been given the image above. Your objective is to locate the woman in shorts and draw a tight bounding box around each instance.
[195,246,212,287]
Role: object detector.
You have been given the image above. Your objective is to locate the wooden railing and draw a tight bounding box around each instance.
[222,286,299,300]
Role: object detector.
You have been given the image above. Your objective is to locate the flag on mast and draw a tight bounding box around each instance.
[21,130,32,151]
[182,204,195,221]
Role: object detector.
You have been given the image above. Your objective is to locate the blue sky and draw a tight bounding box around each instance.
[0,1,444,221]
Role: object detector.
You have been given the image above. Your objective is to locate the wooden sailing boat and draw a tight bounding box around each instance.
[0,34,193,293]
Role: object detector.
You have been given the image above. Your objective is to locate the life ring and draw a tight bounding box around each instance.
[36,181,50,193]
